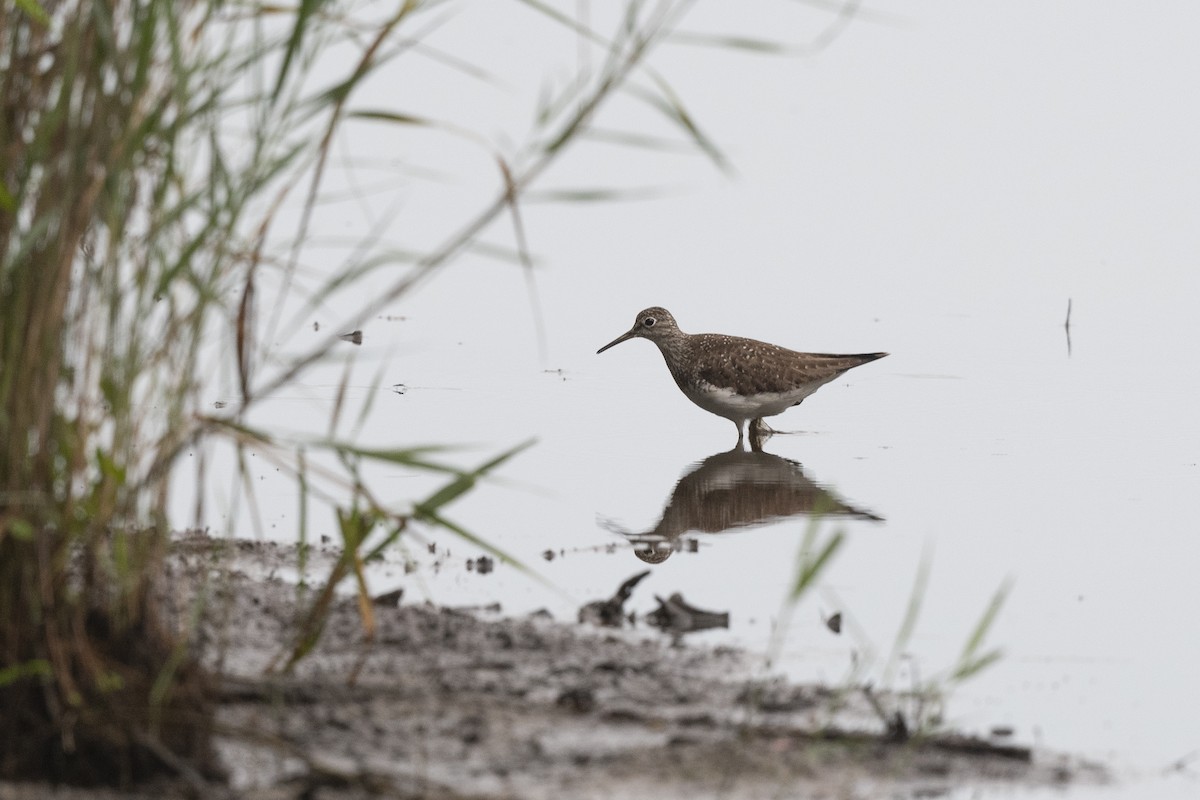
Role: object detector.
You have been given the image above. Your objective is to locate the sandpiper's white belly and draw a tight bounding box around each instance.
[686,381,823,423]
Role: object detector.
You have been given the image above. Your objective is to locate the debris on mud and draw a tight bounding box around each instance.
[645,592,730,636]
[577,569,650,627]
[0,532,1106,799]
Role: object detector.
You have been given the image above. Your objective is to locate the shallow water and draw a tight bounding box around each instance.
[183,297,1200,797]
[174,4,1200,797]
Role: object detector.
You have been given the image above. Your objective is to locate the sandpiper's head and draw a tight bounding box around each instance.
[597,307,679,354]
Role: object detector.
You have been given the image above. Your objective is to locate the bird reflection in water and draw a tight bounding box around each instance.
[606,448,882,563]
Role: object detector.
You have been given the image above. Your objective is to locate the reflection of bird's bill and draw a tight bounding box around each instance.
[596,514,633,537]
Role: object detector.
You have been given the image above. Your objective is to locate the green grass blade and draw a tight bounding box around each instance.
[414,507,540,582]
[411,439,534,517]
[951,648,1003,682]
[790,530,844,600]
[512,0,610,49]
[582,127,700,153]
[351,361,390,440]
[624,79,733,175]
[0,659,52,687]
[348,110,432,126]
[13,0,50,26]
[330,444,464,476]
[955,577,1013,675]
[668,31,809,55]
[297,447,310,592]
[524,186,672,203]
[272,0,326,105]
[883,544,932,683]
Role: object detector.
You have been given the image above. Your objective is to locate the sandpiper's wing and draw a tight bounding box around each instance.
[690,334,886,396]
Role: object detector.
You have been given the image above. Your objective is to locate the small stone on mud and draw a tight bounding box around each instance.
[372,588,404,607]
[144,530,1099,799]
[467,556,495,574]
[459,714,487,744]
[556,687,596,713]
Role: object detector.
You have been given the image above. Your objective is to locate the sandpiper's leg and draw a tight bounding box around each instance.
[734,420,746,449]
[748,417,765,452]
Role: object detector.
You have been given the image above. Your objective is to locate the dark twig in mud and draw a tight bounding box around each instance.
[646,592,731,637]
[578,569,651,626]
[862,684,910,742]
[132,731,218,800]
[748,723,1033,762]
[154,539,1100,799]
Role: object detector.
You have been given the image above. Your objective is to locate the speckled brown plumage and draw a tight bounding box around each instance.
[597,307,887,448]
[673,333,885,397]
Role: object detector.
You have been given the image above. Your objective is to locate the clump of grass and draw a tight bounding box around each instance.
[770,522,1013,740]
[1,0,230,780]
[856,547,1013,738]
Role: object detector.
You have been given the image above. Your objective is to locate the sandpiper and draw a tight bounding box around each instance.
[597,307,887,447]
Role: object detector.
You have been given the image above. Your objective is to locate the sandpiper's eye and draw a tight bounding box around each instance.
[643,317,656,328]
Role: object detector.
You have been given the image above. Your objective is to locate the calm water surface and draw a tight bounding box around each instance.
[174,4,1200,797]
[183,295,1200,798]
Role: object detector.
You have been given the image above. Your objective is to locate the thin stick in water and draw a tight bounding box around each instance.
[1064,298,1073,356]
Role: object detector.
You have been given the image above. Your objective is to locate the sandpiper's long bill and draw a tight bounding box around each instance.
[598,307,887,448]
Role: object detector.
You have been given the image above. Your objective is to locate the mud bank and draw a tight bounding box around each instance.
[1,533,1103,799]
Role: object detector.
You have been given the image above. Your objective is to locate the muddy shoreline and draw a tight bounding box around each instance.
[1,533,1103,799]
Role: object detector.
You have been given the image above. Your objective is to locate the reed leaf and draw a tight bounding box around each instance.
[624,79,733,174]
[950,578,1012,683]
